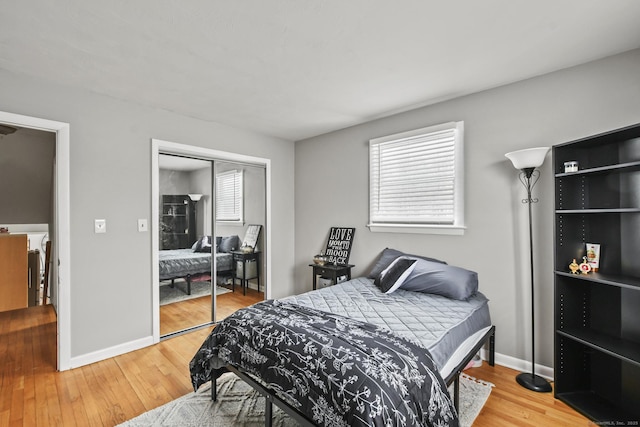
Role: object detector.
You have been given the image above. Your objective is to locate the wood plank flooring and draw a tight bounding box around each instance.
[2,304,592,426]
[465,363,589,426]
[160,284,263,335]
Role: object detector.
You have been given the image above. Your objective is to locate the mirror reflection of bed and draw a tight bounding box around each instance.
[159,232,264,336]
[158,155,266,337]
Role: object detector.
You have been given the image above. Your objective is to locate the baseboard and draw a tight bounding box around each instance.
[480,348,554,381]
[69,335,154,369]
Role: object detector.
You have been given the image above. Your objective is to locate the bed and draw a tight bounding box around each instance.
[159,235,239,295]
[190,249,495,426]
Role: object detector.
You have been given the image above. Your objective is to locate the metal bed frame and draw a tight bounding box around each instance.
[210,325,496,426]
[162,268,233,295]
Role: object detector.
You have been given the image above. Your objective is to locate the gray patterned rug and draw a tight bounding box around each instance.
[159,281,231,306]
[118,372,493,426]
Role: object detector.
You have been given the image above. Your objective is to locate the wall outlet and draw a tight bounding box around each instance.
[94,219,106,234]
[138,219,148,232]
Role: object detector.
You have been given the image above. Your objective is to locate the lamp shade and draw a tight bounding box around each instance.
[188,193,203,202]
[505,147,550,170]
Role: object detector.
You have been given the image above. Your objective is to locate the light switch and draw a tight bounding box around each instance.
[138,219,148,232]
[94,219,106,234]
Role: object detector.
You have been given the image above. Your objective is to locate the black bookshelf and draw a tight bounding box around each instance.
[160,195,196,250]
[553,123,640,423]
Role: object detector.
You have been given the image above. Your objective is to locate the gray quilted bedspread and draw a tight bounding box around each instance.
[159,250,233,280]
[281,277,491,371]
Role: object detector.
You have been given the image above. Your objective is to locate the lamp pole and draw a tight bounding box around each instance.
[515,167,552,392]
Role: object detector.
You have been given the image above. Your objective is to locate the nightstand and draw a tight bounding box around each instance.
[231,251,261,295]
[309,263,354,290]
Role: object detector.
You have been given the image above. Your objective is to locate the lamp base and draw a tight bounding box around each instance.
[516,372,552,393]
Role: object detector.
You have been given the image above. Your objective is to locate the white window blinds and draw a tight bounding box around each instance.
[215,170,243,222]
[369,122,464,231]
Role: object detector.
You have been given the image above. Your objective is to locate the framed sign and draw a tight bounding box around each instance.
[324,227,355,265]
[243,224,262,250]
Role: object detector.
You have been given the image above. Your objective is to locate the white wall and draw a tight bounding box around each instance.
[294,49,640,370]
[0,68,295,362]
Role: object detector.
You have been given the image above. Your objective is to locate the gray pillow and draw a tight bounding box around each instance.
[218,235,240,253]
[400,258,478,300]
[367,248,446,279]
[374,257,417,294]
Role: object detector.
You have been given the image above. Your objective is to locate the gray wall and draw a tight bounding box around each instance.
[0,68,295,360]
[0,127,55,224]
[215,162,267,285]
[188,167,212,238]
[215,162,266,249]
[294,49,640,369]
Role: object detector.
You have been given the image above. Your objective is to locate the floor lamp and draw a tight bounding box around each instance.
[505,147,552,393]
[188,193,203,240]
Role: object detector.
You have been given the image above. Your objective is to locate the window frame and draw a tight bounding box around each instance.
[215,169,244,225]
[368,121,465,235]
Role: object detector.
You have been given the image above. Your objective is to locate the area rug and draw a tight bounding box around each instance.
[118,372,493,427]
[159,281,231,306]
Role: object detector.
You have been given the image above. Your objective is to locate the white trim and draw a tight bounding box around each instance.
[367,224,466,235]
[70,336,154,369]
[0,110,71,371]
[480,349,554,380]
[151,139,272,343]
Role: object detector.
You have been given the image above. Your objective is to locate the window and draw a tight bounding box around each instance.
[215,169,243,223]
[368,121,465,235]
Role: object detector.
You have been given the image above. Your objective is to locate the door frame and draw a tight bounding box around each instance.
[0,110,71,371]
[151,139,271,343]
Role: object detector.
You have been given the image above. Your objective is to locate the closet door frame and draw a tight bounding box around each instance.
[151,138,271,343]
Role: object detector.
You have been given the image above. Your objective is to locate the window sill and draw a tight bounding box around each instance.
[367,223,466,235]
[216,221,245,226]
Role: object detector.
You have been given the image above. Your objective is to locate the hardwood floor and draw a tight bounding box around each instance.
[465,363,589,426]
[160,284,263,335]
[2,304,592,426]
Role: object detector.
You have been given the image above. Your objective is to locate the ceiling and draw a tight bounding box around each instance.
[1,1,640,141]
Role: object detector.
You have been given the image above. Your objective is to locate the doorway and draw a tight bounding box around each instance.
[0,110,71,371]
[151,139,271,342]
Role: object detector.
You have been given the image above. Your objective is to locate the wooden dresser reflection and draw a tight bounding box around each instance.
[0,234,28,312]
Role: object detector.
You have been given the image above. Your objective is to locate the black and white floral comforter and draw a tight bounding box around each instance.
[190,299,458,427]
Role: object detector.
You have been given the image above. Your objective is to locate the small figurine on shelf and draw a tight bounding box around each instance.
[579,256,592,275]
[569,259,580,274]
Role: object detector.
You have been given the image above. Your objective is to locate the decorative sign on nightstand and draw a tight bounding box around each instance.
[242,224,262,251]
[323,227,355,265]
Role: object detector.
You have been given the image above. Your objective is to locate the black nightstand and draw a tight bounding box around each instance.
[309,263,354,290]
[231,251,261,295]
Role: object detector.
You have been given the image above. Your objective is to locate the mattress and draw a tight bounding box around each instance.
[281,277,491,376]
[158,250,233,280]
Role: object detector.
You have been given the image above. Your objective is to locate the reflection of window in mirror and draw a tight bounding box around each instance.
[216,170,243,223]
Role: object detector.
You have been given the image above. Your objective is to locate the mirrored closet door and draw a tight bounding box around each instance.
[158,154,266,338]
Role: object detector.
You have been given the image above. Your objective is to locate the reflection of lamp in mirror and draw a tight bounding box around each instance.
[187,194,205,241]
